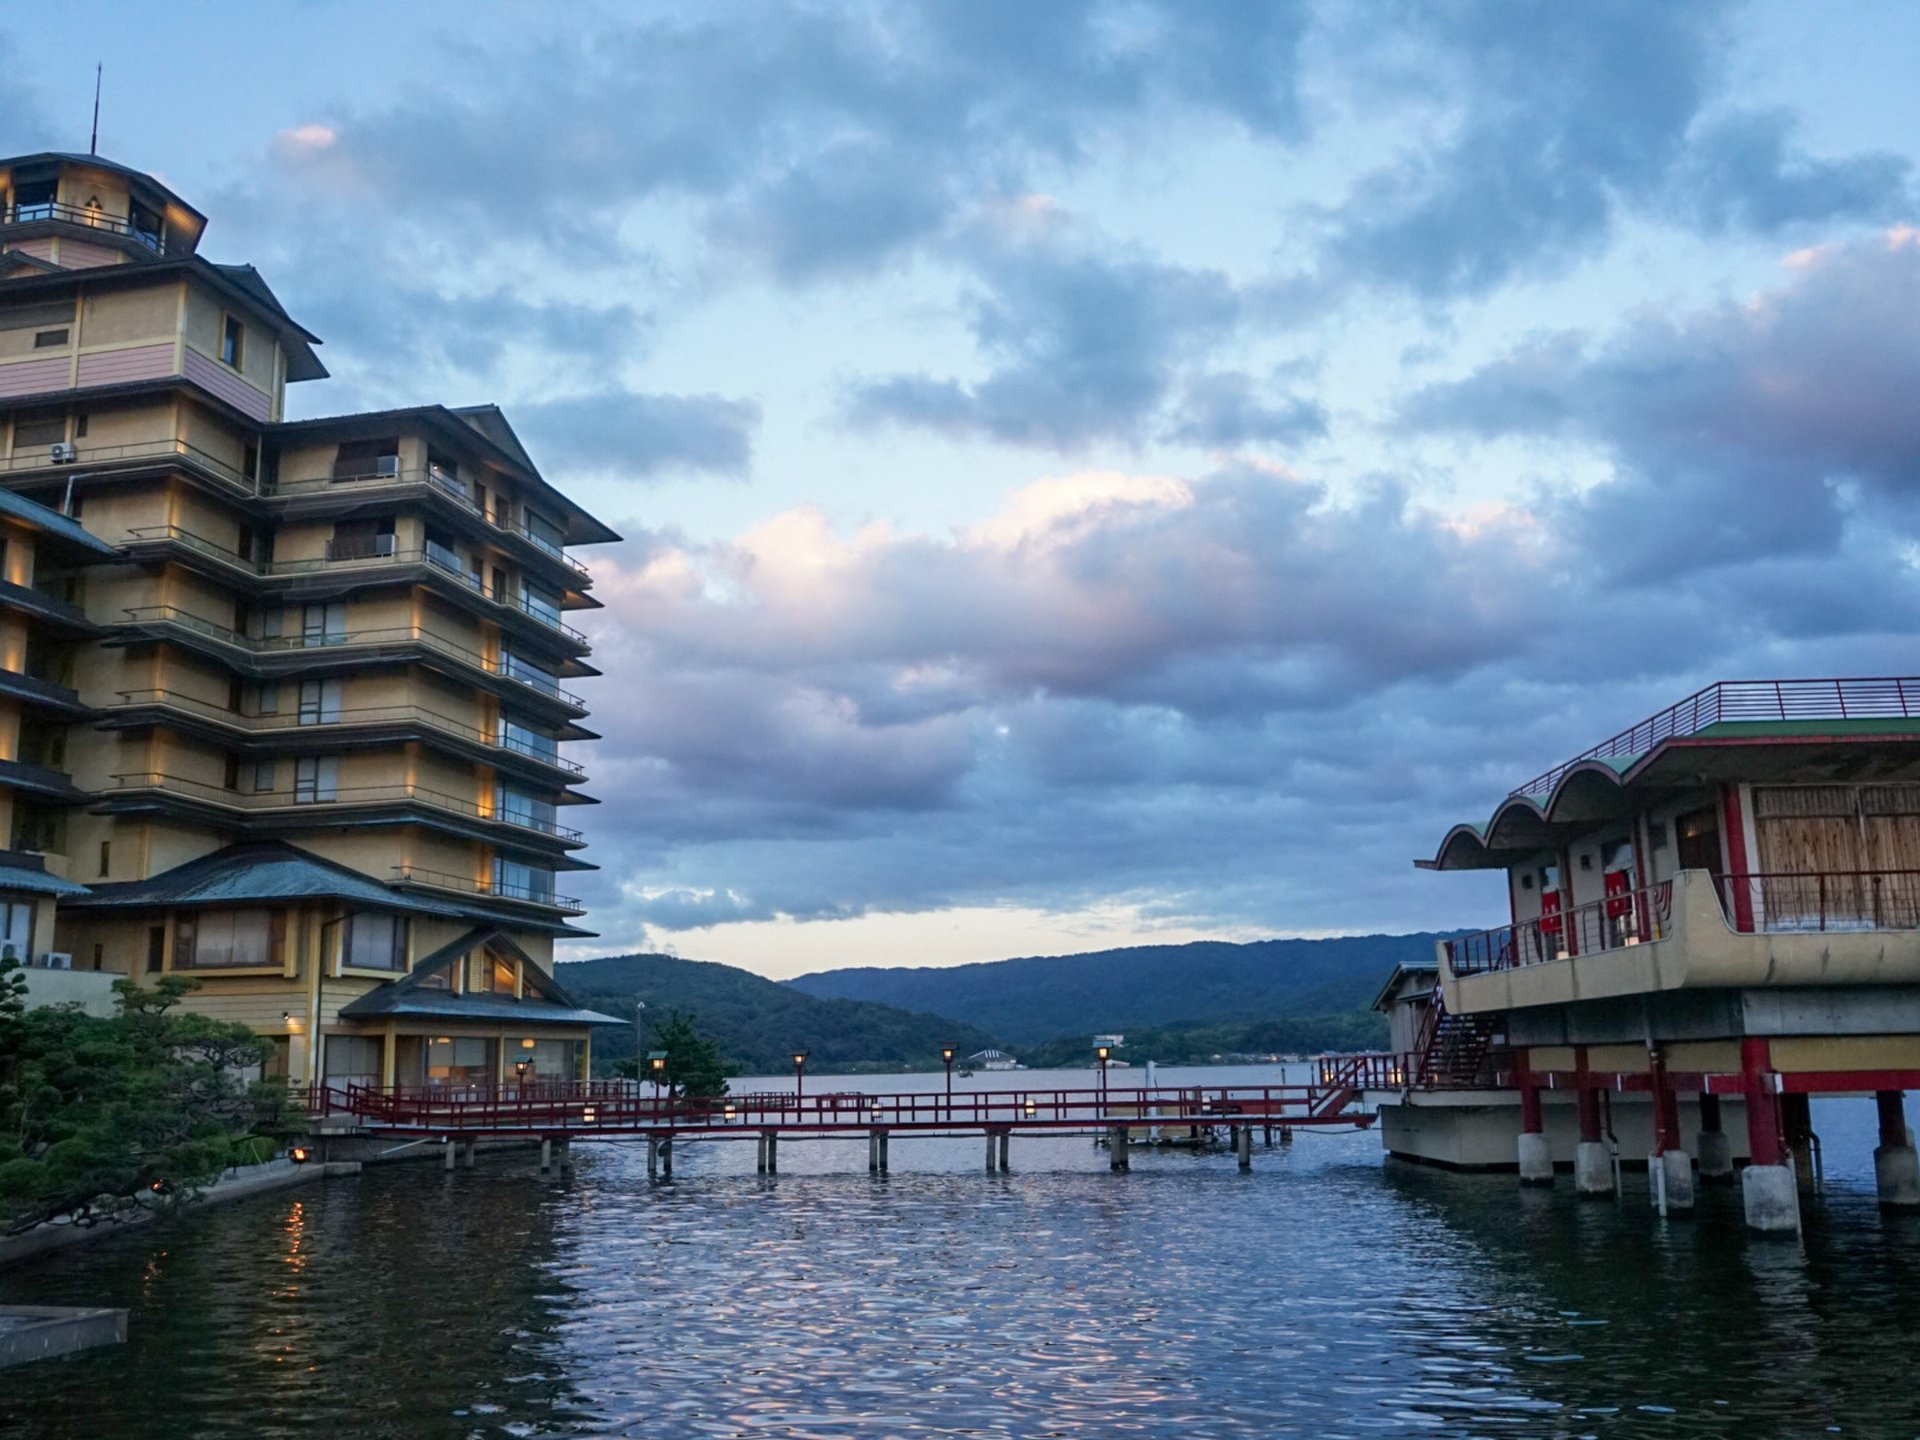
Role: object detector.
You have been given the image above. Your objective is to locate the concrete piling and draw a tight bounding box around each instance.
[997,1129,1010,1172]
[985,1131,997,1171]
[1108,1124,1130,1171]
[1235,1125,1252,1171]
[460,1140,475,1170]
[443,1138,456,1172]
[1873,1091,1920,1209]
[1573,1142,1613,1197]
[1517,1132,1554,1185]
[1696,1094,1734,1182]
[539,1137,553,1173]
[1743,1164,1801,1235]
[1652,1148,1695,1213]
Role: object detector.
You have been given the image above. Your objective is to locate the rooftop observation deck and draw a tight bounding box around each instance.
[1512,677,1920,798]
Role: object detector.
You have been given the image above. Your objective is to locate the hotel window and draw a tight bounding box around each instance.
[220,313,245,368]
[11,413,65,450]
[520,580,562,627]
[501,647,559,696]
[344,912,408,970]
[0,902,31,962]
[426,451,464,496]
[301,602,346,646]
[294,755,339,803]
[330,437,400,481]
[491,856,556,904]
[129,198,164,251]
[424,527,460,573]
[524,508,566,556]
[328,516,396,561]
[11,178,56,220]
[496,784,556,833]
[175,908,285,969]
[11,801,65,855]
[470,949,516,995]
[298,678,343,725]
[32,328,68,348]
[253,759,276,794]
[499,714,559,762]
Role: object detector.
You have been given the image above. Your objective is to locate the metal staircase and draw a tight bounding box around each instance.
[1414,994,1498,1087]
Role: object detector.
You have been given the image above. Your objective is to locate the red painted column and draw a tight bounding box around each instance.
[1518,1049,1543,1135]
[1721,783,1754,932]
[1741,1036,1781,1167]
[1877,1090,1907,1149]
[1648,1047,1681,1155]
[1575,1046,1602,1144]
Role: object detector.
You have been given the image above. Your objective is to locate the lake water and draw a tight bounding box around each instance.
[4,1064,1919,1438]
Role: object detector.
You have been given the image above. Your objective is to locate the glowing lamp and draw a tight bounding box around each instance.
[288,1145,311,1165]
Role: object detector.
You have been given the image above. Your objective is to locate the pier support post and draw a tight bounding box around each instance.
[1279,1127,1292,1146]
[1781,1091,1817,1192]
[1263,1123,1274,1148]
[1874,1091,1920,1209]
[997,1129,1009,1172]
[1574,1063,1612,1197]
[1108,1124,1130,1171]
[660,1138,672,1180]
[985,1131,998,1172]
[1696,1094,1734,1183]
[868,1130,881,1174]
[1741,1038,1799,1235]
[461,1139,476,1170]
[648,1136,659,1182]
[443,1138,456,1172]
[1653,1148,1695,1214]
[539,1137,553,1173]
[1235,1125,1252,1171]
[760,1130,778,1174]
[1518,1062,1553,1185]
[557,1139,571,1172]
[757,1132,769,1174]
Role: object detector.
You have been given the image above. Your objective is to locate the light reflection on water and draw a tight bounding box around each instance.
[3,1068,1918,1438]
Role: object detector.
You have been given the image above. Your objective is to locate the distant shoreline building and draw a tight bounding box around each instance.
[0,151,622,1085]
[964,1048,1020,1071]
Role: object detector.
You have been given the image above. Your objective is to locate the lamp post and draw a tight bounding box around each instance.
[793,1049,809,1104]
[514,1058,532,1090]
[1096,1043,1111,1110]
[941,1044,956,1119]
[647,1050,668,1112]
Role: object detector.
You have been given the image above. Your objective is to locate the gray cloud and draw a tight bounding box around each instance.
[1401,232,1920,574]
[1317,1,1910,299]
[1167,372,1329,449]
[516,391,761,480]
[844,244,1241,449]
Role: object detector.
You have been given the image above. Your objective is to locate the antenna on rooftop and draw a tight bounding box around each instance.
[89,64,102,155]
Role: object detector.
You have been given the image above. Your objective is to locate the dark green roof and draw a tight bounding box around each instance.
[67,840,469,916]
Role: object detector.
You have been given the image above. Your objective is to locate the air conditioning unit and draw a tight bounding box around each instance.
[49,441,77,463]
[41,951,72,970]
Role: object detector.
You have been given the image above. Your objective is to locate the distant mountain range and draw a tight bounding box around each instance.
[784,934,1447,1044]
[560,933,1445,1074]
[557,952,996,1075]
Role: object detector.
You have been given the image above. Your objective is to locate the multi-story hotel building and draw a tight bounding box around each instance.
[0,151,621,1087]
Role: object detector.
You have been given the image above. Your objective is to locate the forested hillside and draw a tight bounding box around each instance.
[558,953,995,1075]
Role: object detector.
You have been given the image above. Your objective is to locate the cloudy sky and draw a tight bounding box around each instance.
[9,3,1920,975]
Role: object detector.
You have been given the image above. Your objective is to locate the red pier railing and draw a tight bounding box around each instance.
[303,1079,1371,1137]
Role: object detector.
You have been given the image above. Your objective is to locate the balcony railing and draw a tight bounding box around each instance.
[3,200,166,253]
[389,864,583,913]
[1446,880,1673,975]
[0,437,253,493]
[1717,871,1920,935]
[267,465,592,579]
[106,771,585,843]
[107,688,586,777]
[112,605,591,710]
[1512,678,1920,797]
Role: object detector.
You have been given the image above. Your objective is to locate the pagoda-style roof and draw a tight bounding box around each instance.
[66,839,469,916]
[338,927,625,1026]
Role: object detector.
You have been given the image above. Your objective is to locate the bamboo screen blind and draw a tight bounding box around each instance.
[1753,785,1920,875]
